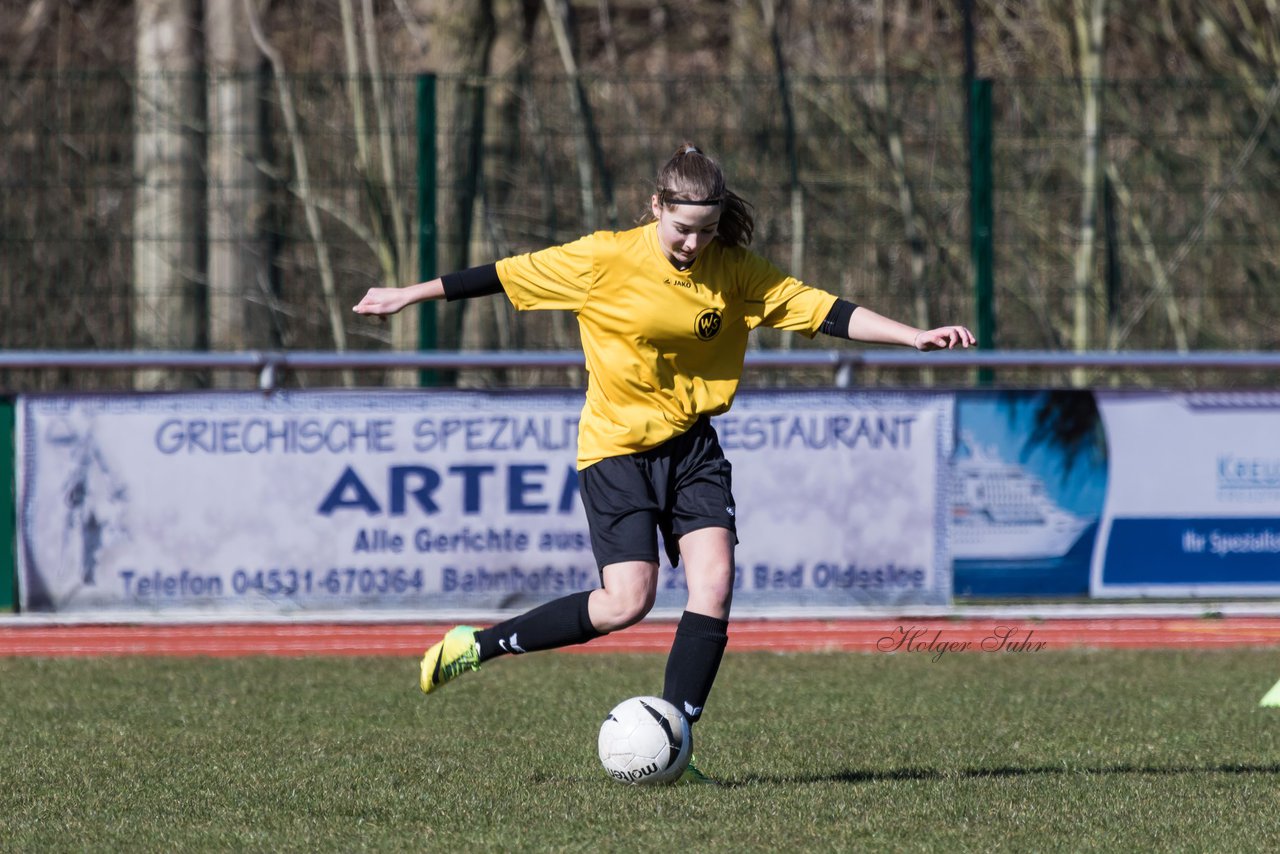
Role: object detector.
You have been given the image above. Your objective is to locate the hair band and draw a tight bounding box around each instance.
[659,189,722,206]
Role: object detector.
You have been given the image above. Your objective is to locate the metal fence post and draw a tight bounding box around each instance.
[1,399,16,612]
[969,77,995,385]
[417,73,439,387]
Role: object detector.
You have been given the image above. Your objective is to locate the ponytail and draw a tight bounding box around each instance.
[715,189,754,249]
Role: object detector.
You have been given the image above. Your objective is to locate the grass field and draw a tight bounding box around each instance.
[3,648,1279,852]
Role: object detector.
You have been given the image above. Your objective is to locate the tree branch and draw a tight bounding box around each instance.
[243,0,354,386]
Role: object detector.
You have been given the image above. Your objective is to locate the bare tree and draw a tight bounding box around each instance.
[761,0,804,353]
[544,0,617,231]
[338,0,415,383]
[11,0,1280,390]
[133,0,204,389]
[338,0,410,285]
[1070,0,1105,384]
[206,0,273,387]
[436,0,497,366]
[1112,0,1280,351]
[243,0,354,386]
[9,0,58,74]
[873,0,930,336]
[460,0,542,388]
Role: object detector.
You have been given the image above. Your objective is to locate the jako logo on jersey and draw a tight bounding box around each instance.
[695,308,723,340]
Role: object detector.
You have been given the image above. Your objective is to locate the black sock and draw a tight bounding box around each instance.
[662,611,729,724]
[475,590,601,662]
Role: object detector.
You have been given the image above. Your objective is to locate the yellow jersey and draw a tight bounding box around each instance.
[496,222,837,468]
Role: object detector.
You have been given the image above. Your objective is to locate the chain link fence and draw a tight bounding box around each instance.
[2,72,1277,390]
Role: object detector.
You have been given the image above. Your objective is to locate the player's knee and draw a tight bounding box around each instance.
[595,585,655,632]
[687,562,734,613]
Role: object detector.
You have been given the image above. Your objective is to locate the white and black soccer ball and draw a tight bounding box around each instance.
[598,696,692,785]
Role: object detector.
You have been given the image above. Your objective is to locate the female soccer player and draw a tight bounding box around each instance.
[353,143,974,783]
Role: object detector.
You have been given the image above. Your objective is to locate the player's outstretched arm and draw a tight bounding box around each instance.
[353,278,446,317]
[846,306,975,351]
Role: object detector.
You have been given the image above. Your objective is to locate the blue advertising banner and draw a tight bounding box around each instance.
[16,390,952,616]
[1091,392,1280,597]
[950,391,1106,597]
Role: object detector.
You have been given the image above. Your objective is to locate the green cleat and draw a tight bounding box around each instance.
[678,755,719,786]
[419,625,481,694]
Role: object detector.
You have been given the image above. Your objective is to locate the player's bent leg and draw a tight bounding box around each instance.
[664,526,733,725]
[419,625,481,694]
[417,566,656,696]
[590,560,660,633]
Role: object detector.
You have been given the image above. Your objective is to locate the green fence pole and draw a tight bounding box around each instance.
[417,73,439,387]
[969,77,995,385]
[1,399,16,612]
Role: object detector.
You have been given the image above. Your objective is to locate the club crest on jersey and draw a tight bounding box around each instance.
[695,308,723,341]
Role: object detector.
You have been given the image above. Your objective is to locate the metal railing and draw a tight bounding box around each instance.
[4,350,1280,391]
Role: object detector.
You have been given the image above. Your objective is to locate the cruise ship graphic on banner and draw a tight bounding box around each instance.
[951,432,1094,561]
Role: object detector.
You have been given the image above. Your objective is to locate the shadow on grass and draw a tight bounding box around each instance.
[729,763,1280,787]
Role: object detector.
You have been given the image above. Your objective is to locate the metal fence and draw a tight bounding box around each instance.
[2,72,1278,391]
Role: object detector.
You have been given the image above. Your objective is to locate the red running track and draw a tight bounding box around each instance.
[4,617,1280,657]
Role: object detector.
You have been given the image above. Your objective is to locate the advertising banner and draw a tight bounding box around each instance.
[1091,392,1280,597]
[17,390,952,616]
[951,391,1105,598]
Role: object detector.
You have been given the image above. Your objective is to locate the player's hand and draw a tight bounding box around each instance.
[353,288,409,317]
[913,325,976,351]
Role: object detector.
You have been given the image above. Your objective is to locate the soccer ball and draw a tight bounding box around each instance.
[598,696,692,785]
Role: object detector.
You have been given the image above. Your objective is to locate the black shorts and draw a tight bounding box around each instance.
[579,417,738,570]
